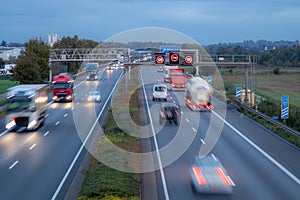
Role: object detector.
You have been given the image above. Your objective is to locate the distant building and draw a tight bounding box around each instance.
[0,47,24,61]
[48,34,59,47]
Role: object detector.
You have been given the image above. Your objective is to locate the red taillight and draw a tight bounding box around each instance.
[215,167,232,186]
[192,166,207,185]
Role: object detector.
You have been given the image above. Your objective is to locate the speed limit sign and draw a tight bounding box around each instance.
[155,55,165,64]
[184,55,193,65]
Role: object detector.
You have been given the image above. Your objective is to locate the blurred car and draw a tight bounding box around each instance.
[190,155,233,194]
[157,66,164,72]
[159,102,179,125]
[152,84,168,101]
[87,91,101,102]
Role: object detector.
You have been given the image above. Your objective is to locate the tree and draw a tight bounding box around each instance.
[11,38,50,83]
[1,40,7,47]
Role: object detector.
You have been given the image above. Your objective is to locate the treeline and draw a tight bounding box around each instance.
[205,40,300,67]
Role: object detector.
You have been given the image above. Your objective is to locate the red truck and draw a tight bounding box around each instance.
[170,69,186,90]
[52,73,74,102]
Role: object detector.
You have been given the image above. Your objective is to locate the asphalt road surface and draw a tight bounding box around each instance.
[140,66,300,200]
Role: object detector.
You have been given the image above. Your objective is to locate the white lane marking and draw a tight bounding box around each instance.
[201,139,205,144]
[140,68,170,200]
[170,96,173,99]
[55,121,60,126]
[64,113,68,118]
[76,102,79,105]
[29,143,37,150]
[211,154,218,161]
[44,131,50,136]
[45,113,50,118]
[9,161,19,170]
[51,70,124,200]
[227,175,236,186]
[181,111,183,115]
[81,98,84,101]
[185,118,189,123]
[212,110,300,185]
[192,127,197,133]
[173,101,176,103]
[74,93,77,96]
[0,129,9,137]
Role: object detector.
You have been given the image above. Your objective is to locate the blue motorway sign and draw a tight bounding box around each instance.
[207,76,212,85]
[281,95,289,119]
[236,87,242,99]
[160,46,181,53]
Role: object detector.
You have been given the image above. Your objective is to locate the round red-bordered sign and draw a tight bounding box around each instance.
[184,55,193,64]
[155,55,165,64]
[170,53,179,62]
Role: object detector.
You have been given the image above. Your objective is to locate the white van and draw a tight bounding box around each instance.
[152,84,168,101]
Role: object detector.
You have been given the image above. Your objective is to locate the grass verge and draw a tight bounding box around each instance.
[77,68,141,200]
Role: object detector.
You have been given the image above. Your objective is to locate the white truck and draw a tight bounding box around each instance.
[5,84,48,131]
[185,76,213,111]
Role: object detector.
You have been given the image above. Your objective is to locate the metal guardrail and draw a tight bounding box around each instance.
[232,100,300,138]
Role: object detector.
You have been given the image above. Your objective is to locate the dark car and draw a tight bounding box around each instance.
[159,103,179,125]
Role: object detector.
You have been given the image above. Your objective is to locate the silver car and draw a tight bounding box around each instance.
[87,91,101,103]
[190,154,234,194]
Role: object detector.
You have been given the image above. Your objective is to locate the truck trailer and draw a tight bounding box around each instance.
[6,84,48,131]
[185,76,213,111]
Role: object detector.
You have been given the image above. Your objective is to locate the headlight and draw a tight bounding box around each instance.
[6,120,16,129]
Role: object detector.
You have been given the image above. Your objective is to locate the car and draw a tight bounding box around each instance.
[157,66,164,72]
[152,84,168,101]
[190,155,233,194]
[87,91,101,102]
[159,102,179,125]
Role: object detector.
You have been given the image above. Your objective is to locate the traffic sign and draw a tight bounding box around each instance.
[184,55,193,65]
[236,87,242,98]
[281,95,289,119]
[169,52,179,65]
[155,55,165,64]
[207,76,212,85]
[160,46,181,53]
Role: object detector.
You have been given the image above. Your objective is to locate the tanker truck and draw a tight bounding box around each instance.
[185,76,214,111]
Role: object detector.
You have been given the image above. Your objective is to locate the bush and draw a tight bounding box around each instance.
[273,67,280,75]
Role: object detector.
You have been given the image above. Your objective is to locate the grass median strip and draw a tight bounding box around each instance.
[77,68,141,200]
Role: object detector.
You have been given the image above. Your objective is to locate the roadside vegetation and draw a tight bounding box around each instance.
[221,70,300,147]
[77,67,141,200]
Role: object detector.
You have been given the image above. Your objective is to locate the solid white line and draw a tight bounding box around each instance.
[212,110,300,185]
[227,175,236,186]
[185,118,189,123]
[9,161,19,170]
[140,68,170,200]
[201,139,205,144]
[55,121,60,126]
[51,70,124,200]
[29,143,37,150]
[64,113,68,118]
[44,131,50,136]
[0,129,9,137]
[211,154,218,162]
[45,113,50,118]
[192,127,197,133]
[181,111,183,115]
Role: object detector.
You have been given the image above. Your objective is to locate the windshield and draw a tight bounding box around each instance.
[53,83,70,89]
[155,86,167,92]
[7,96,35,112]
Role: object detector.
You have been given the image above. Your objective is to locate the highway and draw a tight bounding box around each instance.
[0,64,299,200]
[140,66,300,200]
[0,67,124,200]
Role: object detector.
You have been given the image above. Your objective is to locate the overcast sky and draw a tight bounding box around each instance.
[1,0,299,45]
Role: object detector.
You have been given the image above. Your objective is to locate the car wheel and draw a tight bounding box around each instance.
[164,98,167,101]
[152,97,155,101]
